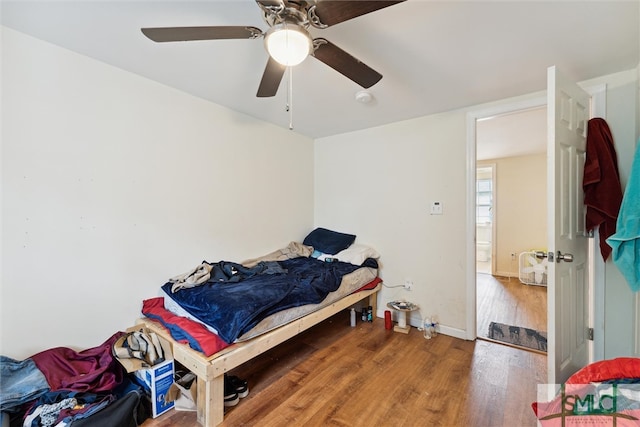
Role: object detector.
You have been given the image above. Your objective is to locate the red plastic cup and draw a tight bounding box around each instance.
[384,310,392,330]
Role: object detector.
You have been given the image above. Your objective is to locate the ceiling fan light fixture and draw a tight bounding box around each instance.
[265,23,312,66]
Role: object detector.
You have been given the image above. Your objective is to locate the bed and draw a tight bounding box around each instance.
[532,357,640,426]
[136,229,382,426]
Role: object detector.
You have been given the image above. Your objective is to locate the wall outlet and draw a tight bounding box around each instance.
[404,280,413,291]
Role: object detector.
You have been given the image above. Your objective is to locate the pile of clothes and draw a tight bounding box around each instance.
[2,330,253,426]
[1,332,150,427]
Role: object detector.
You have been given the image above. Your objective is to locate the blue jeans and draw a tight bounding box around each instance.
[0,356,50,412]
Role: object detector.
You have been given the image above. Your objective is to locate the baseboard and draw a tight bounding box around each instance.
[376,310,469,341]
[436,324,469,340]
[494,270,518,279]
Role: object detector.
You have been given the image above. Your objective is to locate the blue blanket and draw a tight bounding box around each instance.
[161,257,376,343]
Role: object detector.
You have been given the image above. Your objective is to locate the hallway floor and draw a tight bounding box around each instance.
[476,273,547,341]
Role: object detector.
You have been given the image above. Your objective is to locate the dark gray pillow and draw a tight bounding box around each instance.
[303,228,356,255]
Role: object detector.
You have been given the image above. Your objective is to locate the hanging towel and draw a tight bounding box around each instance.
[583,118,623,260]
[606,140,640,292]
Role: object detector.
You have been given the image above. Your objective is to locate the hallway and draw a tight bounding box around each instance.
[476,273,547,344]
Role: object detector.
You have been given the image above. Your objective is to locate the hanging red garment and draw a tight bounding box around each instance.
[583,118,623,260]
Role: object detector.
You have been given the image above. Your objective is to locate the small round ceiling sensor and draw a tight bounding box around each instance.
[355,91,374,104]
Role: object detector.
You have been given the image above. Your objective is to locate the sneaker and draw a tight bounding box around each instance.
[224,376,240,407]
[227,375,249,398]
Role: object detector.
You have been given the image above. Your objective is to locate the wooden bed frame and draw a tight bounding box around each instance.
[136,283,380,427]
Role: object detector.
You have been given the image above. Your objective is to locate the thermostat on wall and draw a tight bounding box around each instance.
[430,201,443,215]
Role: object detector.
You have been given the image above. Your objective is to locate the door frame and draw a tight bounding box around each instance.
[465,96,546,340]
[465,85,607,354]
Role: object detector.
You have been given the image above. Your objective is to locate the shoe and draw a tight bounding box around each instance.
[224,388,239,407]
[224,375,239,407]
[176,372,196,388]
[227,375,249,398]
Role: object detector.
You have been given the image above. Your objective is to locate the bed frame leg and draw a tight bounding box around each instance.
[369,293,378,317]
[196,374,224,427]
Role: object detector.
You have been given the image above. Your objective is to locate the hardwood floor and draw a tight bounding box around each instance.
[142,309,546,427]
[476,273,547,340]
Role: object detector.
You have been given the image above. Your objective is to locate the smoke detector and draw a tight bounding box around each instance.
[355,90,374,104]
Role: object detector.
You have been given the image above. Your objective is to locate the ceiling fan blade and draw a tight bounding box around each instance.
[310,1,406,27]
[257,57,286,97]
[312,38,382,88]
[141,26,263,42]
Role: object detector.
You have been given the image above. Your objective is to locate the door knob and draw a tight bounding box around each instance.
[556,251,574,263]
[535,251,547,259]
[535,251,555,262]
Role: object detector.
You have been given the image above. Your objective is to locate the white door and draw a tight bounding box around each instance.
[547,66,590,384]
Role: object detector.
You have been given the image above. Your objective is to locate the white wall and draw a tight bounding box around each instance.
[1,28,314,358]
[314,112,469,336]
[481,154,547,277]
[315,70,639,349]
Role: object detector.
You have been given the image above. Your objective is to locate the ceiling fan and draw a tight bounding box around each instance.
[141,0,406,97]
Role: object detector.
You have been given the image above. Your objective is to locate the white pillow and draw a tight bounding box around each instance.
[332,244,380,266]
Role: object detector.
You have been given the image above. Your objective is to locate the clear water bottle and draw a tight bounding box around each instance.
[350,308,356,327]
[430,318,438,337]
[424,317,432,339]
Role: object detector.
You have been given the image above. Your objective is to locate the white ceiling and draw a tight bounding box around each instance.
[2,0,638,143]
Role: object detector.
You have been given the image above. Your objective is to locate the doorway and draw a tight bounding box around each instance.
[466,82,606,375]
[473,105,549,343]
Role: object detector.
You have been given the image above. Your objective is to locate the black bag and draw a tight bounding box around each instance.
[72,390,150,427]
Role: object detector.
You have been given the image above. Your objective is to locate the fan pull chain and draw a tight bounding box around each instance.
[286,66,294,130]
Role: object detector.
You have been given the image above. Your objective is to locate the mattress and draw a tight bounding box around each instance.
[160,256,379,344]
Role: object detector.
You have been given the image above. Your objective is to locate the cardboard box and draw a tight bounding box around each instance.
[134,359,175,418]
[166,373,197,412]
[120,325,175,418]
